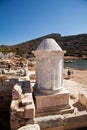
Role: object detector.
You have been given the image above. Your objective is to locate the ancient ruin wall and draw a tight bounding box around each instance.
[0,79,17,111]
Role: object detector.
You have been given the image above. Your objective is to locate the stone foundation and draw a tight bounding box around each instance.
[35,112,87,130]
[0,79,17,111]
[34,88,73,117]
[10,82,35,130]
[1,76,87,130]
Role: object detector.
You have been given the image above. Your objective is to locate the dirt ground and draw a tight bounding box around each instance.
[64,68,87,87]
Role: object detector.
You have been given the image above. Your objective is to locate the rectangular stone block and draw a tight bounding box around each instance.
[17,107,24,118]
[42,126,64,130]
[10,120,20,130]
[35,88,69,111]
[35,115,64,129]
[21,93,33,105]
[11,100,18,111]
[24,102,35,119]
[78,93,87,108]
[10,112,17,121]
[25,118,35,125]
[12,84,22,100]
[64,112,87,129]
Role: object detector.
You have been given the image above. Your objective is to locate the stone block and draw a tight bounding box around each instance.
[64,112,87,129]
[11,100,18,111]
[78,92,87,108]
[12,84,22,100]
[35,88,69,113]
[25,118,35,125]
[10,120,20,130]
[21,93,33,105]
[24,102,35,119]
[35,115,64,129]
[17,124,40,130]
[17,107,24,118]
[43,126,64,130]
[10,111,17,120]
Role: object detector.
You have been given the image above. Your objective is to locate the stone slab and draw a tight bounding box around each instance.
[43,126,64,130]
[35,106,74,117]
[64,111,87,129]
[17,107,24,118]
[34,88,71,116]
[11,100,18,111]
[24,102,35,119]
[35,115,64,129]
[35,111,87,130]
[21,93,33,105]
[10,112,17,121]
[25,118,35,125]
[12,84,22,100]
[78,92,87,108]
[17,124,40,130]
[10,120,20,130]
[35,115,64,130]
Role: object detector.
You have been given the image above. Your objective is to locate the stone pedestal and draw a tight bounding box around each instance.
[34,88,73,117]
[33,38,73,116]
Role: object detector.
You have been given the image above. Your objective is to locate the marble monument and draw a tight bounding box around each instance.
[33,38,70,115]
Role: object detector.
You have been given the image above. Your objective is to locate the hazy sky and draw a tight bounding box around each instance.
[0,0,87,45]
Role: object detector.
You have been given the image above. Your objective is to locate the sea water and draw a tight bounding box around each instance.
[64,58,87,70]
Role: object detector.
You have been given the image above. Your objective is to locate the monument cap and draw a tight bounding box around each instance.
[37,38,62,51]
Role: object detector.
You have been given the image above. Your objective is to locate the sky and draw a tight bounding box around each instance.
[0,0,87,45]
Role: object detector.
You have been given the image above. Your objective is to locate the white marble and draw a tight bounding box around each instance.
[33,38,65,94]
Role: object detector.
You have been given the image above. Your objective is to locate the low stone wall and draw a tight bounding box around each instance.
[0,79,16,111]
[10,82,35,130]
[35,112,87,130]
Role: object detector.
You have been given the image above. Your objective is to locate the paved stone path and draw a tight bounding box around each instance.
[64,79,87,99]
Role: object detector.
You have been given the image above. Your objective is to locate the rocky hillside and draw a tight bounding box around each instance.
[0,33,87,58]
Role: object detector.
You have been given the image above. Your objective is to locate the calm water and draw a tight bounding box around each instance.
[64,59,87,70]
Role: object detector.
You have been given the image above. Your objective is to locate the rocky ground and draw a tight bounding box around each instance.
[63,69,87,130]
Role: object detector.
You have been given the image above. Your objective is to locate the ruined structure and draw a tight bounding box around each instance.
[0,38,87,130]
[33,38,73,116]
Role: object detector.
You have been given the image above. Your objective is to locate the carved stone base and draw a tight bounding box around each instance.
[34,88,74,117]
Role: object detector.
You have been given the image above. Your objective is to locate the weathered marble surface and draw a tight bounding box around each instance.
[10,81,35,130]
[17,124,40,130]
[35,88,70,115]
[33,38,65,94]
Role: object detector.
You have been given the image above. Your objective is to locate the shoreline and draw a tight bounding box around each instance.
[64,56,87,60]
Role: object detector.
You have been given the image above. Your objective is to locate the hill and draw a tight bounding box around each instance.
[0,33,87,58]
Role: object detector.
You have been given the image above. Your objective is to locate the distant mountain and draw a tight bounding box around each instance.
[0,33,87,58]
